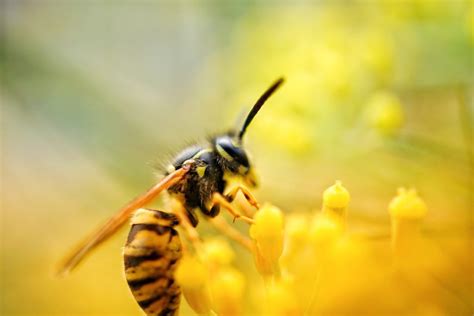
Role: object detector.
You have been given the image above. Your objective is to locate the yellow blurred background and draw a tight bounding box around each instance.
[1,1,472,315]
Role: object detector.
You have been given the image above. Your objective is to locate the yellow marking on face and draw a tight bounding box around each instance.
[196,166,207,178]
[244,167,258,187]
[223,171,246,185]
[216,144,234,161]
[238,165,249,174]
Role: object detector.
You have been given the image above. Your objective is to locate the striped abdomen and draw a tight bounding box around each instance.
[124,209,182,316]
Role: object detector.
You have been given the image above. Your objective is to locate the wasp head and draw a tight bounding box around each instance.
[214,135,257,187]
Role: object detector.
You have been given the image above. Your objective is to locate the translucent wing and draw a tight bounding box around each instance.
[56,166,190,277]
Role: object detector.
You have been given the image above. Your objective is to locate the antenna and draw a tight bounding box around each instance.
[238,77,285,140]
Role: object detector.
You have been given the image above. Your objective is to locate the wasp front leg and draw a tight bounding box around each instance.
[211,193,255,224]
[225,185,260,217]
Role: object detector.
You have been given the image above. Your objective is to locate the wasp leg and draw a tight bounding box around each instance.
[211,193,255,224]
[173,205,202,254]
[209,216,254,252]
[225,185,260,217]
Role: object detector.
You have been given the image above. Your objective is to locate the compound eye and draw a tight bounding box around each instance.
[216,136,250,168]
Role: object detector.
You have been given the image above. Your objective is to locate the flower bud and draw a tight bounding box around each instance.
[322,181,350,228]
[389,188,427,220]
[175,255,212,315]
[280,213,312,277]
[367,91,404,136]
[323,180,350,209]
[309,215,343,248]
[284,214,310,253]
[210,267,245,316]
[202,237,235,266]
[265,279,301,316]
[388,188,428,261]
[359,32,394,83]
[249,203,285,277]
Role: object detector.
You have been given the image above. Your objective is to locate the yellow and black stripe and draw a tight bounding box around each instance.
[124,208,182,316]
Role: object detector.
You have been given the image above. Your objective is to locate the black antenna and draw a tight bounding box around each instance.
[238,77,285,140]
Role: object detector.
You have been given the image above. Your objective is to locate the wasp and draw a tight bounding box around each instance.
[57,77,285,316]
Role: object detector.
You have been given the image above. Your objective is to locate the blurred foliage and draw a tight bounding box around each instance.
[1,1,473,315]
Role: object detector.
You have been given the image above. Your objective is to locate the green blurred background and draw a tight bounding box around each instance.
[1,1,472,315]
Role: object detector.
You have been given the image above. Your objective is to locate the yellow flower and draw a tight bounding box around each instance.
[367,91,404,136]
[323,180,350,210]
[322,180,350,228]
[309,214,343,248]
[285,213,310,248]
[210,267,245,316]
[280,213,311,275]
[359,31,394,83]
[388,188,428,261]
[389,188,427,220]
[250,203,284,241]
[265,279,301,316]
[201,237,235,266]
[249,203,285,277]
[317,48,352,98]
[175,255,213,315]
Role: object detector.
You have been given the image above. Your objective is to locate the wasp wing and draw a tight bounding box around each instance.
[56,166,190,277]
